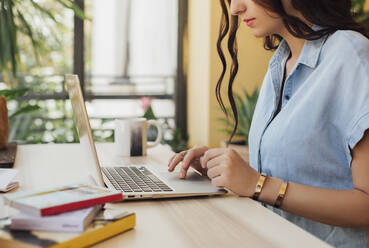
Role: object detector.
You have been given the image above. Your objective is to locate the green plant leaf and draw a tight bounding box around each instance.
[143,106,156,120]
[0,0,89,86]
[16,9,40,63]
[9,104,40,119]
[217,117,234,127]
[164,128,189,152]
[356,11,369,23]
[218,128,234,136]
[55,0,90,21]
[29,0,57,23]
[218,87,259,144]
[352,0,365,14]
[1,0,18,78]
[0,87,29,100]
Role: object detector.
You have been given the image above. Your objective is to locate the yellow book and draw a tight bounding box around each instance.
[0,209,135,248]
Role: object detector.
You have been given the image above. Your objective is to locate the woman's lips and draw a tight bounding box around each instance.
[244,18,256,27]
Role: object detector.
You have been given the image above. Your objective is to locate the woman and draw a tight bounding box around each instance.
[168,0,369,247]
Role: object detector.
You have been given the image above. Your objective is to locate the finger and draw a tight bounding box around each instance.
[168,151,186,172]
[168,151,187,171]
[167,154,176,166]
[201,148,226,168]
[211,175,226,188]
[181,146,208,171]
[180,166,188,179]
[207,164,225,179]
[180,146,208,178]
[206,155,225,170]
[168,150,184,167]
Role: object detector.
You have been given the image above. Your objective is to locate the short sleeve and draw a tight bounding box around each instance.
[348,112,369,149]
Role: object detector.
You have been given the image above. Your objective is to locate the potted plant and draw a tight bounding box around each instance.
[218,88,259,161]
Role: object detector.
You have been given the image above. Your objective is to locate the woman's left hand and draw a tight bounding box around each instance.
[201,148,260,197]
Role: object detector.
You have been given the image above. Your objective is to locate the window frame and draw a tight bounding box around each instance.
[73,0,188,138]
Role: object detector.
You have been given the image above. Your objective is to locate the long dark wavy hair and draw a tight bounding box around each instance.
[217,0,369,144]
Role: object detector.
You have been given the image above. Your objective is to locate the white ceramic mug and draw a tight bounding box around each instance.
[114,118,162,157]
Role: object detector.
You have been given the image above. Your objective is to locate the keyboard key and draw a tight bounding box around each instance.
[103,166,173,193]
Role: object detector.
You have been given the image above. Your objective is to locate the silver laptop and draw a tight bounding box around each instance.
[65,74,226,200]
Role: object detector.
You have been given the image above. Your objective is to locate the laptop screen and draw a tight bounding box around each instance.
[65,74,105,187]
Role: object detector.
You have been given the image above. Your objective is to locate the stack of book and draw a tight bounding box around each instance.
[0,183,136,247]
[0,168,19,192]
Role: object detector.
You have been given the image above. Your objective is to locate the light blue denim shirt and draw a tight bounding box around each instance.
[248,29,369,247]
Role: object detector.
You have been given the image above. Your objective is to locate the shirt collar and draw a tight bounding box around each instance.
[298,34,328,69]
[269,26,328,69]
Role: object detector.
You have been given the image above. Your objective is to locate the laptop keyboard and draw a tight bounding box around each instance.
[102,166,173,193]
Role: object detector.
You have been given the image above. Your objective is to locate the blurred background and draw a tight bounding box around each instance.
[1,0,368,151]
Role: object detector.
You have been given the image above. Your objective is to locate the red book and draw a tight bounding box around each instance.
[4,183,123,216]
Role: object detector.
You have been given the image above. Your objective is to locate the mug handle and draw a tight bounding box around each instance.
[147,120,163,148]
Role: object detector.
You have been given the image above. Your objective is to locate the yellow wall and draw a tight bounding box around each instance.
[187,0,211,146]
[366,0,369,10]
[187,0,273,148]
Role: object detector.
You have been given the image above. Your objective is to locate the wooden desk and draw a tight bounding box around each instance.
[2,143,332,248]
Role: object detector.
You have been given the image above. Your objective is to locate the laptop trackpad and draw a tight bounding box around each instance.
[156,169,223,194]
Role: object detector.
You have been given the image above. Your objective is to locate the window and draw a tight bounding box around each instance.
[4,0,187,146]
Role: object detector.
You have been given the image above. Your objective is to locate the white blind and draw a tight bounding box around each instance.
[91,0,178,81]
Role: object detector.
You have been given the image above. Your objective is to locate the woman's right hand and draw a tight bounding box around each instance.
[167,146,209,179]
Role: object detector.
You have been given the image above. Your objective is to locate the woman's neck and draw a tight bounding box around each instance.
[276,29,307,78]
[277,2,311,59]
[280,30,306,61]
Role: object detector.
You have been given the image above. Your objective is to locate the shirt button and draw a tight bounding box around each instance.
[285,95,290,100]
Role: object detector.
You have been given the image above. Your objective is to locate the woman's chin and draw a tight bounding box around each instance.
[251,29,268,38]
